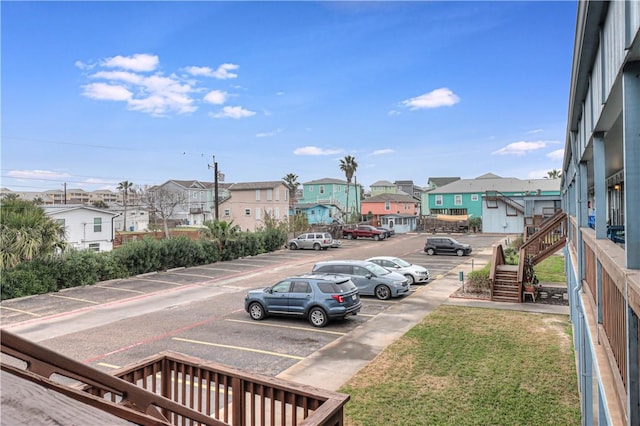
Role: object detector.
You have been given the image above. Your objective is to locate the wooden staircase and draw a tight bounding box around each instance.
[489,210,567,303]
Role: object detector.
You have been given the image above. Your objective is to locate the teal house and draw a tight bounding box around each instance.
[298,178,361,223]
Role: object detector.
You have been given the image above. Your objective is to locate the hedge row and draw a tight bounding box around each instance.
[1,229,286,301]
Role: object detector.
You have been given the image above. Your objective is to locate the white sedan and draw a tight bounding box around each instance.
[365,256,430,285]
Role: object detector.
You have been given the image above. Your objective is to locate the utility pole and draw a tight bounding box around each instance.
[208,156,219,221]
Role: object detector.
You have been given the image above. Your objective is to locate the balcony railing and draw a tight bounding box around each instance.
[1,329,349,426]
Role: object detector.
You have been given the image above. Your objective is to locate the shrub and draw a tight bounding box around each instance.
[467,268,490,293]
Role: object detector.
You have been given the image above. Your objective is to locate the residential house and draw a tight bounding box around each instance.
[562,2,640,424]
[421,177,460,215]
[294,203,336,225]
[297,178,360,222]
[109,203,150,232]
[425,173,561,234]
[43,205,119,252]
[219,181,290,231]
[360,193,418,233]
[369,180,396,197]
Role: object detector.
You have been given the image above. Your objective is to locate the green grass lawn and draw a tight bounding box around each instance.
[534,255,566,283]
[340,306,580,425]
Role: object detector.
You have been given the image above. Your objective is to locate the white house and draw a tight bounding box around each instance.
[43,205,119,252]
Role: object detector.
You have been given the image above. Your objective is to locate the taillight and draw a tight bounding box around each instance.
[332,294,345,303]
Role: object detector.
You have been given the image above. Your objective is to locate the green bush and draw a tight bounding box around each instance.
[1,229,286,300]
[467,268,490,292]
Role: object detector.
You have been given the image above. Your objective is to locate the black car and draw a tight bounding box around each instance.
[244,274,362,327]
[424,237,472,256]
[376,227,394,238]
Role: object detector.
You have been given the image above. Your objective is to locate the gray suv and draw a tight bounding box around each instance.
[288,232,333,250]
[311,260,410,300]
[244,274,361,327]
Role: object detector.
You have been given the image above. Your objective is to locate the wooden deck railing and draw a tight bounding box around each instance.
[0,330,348,426]
[579,228,640,421]
[489,243,506,300]
[520,210,567,265]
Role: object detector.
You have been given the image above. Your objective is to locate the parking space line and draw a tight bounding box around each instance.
[94,285,144,294]
[167,272,219,279]
[172,337,304,360]
[136,278,183,286]
[0,306,41,317]
[225,319,347,336]
[97,362,120,369]
[50,294,99,304]
[357,313,375,318]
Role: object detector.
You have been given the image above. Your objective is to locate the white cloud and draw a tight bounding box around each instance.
[528,128,544,134]
[103,54,159,72]
[185,63,239,79]
[401,87,460,110]
[82,83,133,101]
[293,146,343,156]
[91,70,144,85]
[256,128,282,138]
[388,110,401,116]
[210,106,255,119]
[547,149,564,161]
[371,149,394,155]
[492,141,550,156]
[7,170,72,180]
[204,90,227,105]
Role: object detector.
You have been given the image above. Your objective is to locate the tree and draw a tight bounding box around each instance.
[339,155,358,222]
[92,200,108,209]
[282,173,300,216]
[202,219,240,252]
[0,199,66,270]
[117,181,135,231]
[140,187,187,238]
[545,169,562,179]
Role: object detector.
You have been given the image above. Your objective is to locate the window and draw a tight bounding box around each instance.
[93,217,102,232]
[385,201,391,211]
[255,189,261,201]
[275,208,280,219]
[224,209,231,216]
[454,195,462,205]
[435,195,443,206]
[471,194,479,201]
[256,208,261,220]
[88,243,100,252]
[309,186,314,192]
[55,218,65,227]
[319,186,325,194]
[272,281,292,293]
[284,191,288,201]
[245,209,251,216]
[267,189,273,201]
[275,189,280,201]
[291,281,311,293]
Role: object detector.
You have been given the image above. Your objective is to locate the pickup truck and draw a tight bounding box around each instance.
[342,225,386,241]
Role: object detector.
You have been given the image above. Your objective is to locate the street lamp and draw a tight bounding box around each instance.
[208,156,219,221]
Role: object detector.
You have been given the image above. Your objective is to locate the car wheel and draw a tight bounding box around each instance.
[374,235,380,241]
[426,248,435,256]
[313,243,321,251]
[404,274,415,285]
[308,307,328,327]
[248,302,265,320]
[289,243,297,250]
[456,249,464,256]
[375,285,391,300]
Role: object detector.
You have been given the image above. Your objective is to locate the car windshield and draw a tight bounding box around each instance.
[393,258,411,267]
[365,263,390,275]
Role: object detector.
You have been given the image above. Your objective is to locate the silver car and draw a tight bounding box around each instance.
[311,260,410,300]
[288,232,332,251]
[366,256,430,285]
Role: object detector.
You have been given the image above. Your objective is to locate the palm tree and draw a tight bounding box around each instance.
[282,173,300,216]
[0,199,66,270]
[545,169,562,179]
[339,155,358,222]
[117,181,134,232]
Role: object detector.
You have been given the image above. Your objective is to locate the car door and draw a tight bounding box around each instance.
[351,265,374,296]
[264,280,293,312]
[439,238,455,254]
[297,234,310,250]
[287,280,312,315]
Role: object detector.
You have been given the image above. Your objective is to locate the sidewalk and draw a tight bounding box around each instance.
[276,250,570,392]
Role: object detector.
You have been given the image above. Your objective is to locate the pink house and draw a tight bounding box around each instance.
[361,193,418,229]
[219,181,290,231]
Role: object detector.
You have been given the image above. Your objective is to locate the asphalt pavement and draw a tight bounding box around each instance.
[276,245,570,392]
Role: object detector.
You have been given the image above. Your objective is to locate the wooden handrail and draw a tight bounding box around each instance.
[519,210,567,265]
[489,244,506,299]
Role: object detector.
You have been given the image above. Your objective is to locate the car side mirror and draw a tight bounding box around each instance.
[366,273,373,279]
[266,288,273,293]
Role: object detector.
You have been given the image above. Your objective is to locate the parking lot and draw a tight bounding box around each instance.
[1,232,503,378]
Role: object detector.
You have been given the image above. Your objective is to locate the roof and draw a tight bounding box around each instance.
[427,177,461,187]
[370,180,395,187]
[229,181,285,190]
[303,178,348,185]
[429,177,561,194]
[295,203,334,209]
[362,193,417,203]
[43,205,119,216]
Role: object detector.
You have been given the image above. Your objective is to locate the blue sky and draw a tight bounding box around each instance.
[1,1,576,193]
